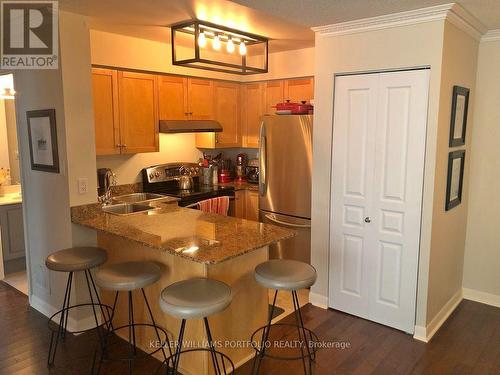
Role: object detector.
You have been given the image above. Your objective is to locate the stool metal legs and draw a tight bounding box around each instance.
[94,289,169,375]
[166,317,234,375]
[251,290,316,375]
[47,271,73,367]
[48,270,111,368]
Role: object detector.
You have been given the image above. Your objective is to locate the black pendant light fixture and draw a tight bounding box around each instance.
[171,20,269,75]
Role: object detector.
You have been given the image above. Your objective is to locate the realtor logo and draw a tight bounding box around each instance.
[1,1,58,69]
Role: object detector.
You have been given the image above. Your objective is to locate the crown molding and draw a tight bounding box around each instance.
[482,29,500,42]
[312,3,487,41]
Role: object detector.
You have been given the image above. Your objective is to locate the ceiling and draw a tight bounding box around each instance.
[58,0,315,52]
[230,0,500,30]
[59,0,499,54]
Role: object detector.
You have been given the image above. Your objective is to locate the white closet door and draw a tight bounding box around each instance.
[330,74,379,318]
[329,69,429,333]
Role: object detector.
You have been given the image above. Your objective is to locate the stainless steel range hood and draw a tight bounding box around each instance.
[159,120,222,133]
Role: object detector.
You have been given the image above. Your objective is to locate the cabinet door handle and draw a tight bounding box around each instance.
[364,217,371,223]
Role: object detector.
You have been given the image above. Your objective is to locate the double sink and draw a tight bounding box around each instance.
[102,193,168,216]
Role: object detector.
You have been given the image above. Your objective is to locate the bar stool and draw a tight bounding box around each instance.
[93,261,170,374]
[45,246,112,367]
[159,278,235,374]
[251,259,319,375]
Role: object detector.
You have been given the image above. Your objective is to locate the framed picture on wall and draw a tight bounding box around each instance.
[445,150,465,211]
[449,86,470,147]
[26,109,60,173]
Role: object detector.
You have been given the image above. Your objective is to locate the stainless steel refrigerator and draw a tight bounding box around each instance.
[259,115,312,264]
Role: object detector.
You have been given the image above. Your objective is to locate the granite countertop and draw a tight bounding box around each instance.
[218,181,259,191]
[0,192,22,206]
[71,201,295,264]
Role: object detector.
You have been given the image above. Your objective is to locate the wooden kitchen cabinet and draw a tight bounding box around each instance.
[0,204,25,261]
[263,80,284,115]
[196,81,241,148]
[234,190,246,219]
[242,82,264,148]
[245,190,259,221]
[92,68,120,155]
[158,75,188,120]
[189,78,214,120]
[284,77,314,103]
[92,68,159,155]
[233,189,259,221]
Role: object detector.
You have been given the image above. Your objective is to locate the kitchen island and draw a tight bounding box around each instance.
[71,201,294,374]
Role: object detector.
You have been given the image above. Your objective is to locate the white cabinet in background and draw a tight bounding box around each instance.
[0,204,25,261]
[329,69,430,334]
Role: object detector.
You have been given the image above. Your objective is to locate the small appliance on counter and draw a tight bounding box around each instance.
[246,159,259,184]
[218,159,233,183]
[235,153,248,183]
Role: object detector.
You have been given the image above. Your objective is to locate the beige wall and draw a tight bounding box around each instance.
[463,38,500,299]
[13,11,97,319]
[312,20,446,328]
[4,100,20,184]
[0,100,9,171]
[426,22,479,321]
[97,134,202,184]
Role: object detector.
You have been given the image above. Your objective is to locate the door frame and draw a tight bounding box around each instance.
[327,66,431,332]
[0,71,32,298]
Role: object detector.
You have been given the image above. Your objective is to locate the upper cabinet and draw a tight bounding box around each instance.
[196,81,240,148]
[284,78,314,103]
[92,68,159,155]
[188,78,215,120]
[263,80,284,115]
[92,68,120,155]
[242,83,264,148]
[118,71,159,154]
[158,75,188,120]
[92,67,313,154]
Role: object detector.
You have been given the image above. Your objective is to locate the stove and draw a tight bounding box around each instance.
[141,163,235,207]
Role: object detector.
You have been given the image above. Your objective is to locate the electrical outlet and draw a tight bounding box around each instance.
[78,178,89,194]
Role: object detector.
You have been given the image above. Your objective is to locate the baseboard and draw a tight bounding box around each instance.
[30,294,100,333]
[463,288,500,308]
[413,288,463,343]
[309,292,328,309]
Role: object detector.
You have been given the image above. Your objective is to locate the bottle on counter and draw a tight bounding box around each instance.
[212,164,218,185]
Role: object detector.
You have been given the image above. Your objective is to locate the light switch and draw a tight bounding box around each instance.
[78,178,89,194]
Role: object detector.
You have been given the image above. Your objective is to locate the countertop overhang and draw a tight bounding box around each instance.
[71,200,295,264]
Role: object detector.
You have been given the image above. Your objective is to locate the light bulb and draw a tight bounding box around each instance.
[213,34,221,50]
[226,37,235,53]
[198,31,207,48]
[239,41,247,55]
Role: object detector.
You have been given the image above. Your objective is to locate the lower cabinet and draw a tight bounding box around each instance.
[233,189,259,221]
[0,204,25,261]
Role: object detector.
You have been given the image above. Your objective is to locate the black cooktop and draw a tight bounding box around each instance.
[156,185,235,199]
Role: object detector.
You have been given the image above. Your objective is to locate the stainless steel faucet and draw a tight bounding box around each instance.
[98,169,116,206]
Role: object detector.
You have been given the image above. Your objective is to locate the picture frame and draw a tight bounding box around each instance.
[26,109,60,173]
[445,150,465,211]
[449,86,470,147]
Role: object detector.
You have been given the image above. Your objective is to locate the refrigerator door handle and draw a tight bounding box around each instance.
[259,121,267,196]
[264,214,312,228]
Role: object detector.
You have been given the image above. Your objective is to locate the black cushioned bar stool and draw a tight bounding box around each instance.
[251,259,319,375]
[45,246,111,367]
[93,261,170,374]
[159,278,235,374]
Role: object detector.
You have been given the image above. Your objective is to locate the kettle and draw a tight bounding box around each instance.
[177,166,194,190]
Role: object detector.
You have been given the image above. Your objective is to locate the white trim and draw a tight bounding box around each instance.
[312,3,486,41]
[30,294,101,333]
[309,291,328,309]
[482,29,500,42]
[413,289,463,342]
[463,288,500,308]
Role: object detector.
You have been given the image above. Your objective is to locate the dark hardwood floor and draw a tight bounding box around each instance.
[1,281,499,375]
